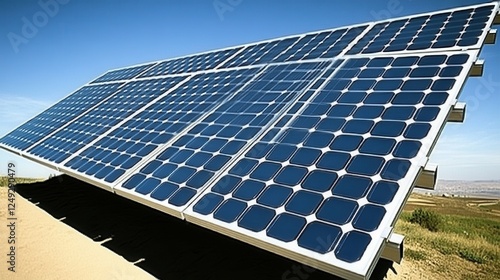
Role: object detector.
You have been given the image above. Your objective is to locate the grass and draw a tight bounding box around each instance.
[407,208,441,232]
[395,193,500,279]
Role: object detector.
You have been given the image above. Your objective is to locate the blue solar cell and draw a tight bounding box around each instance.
[327,104,356,117]
[347,155,385,176]
[332,175,372,199]
[335,231,372,262]
[266,213,307,242]
[304,131,334,148]
[302,170,338,192]
[342,119,374,134]
[274,166,308,186]
[298,221,342,254]
[193,193,224,215]
[204,155,231,171]
[229,158,258,176]
[364,91,395,104]
[381,159,411,180]
[316,197,358,225]
[250,162,281,181]
[330,135,363,151]
[257,185,293,208]
[353,106,384,118]
[186,170,214,189]
[316,151,351,171]
[414,107,441,121]
[353,204,386,231]
[316,118,346,132]
[267,144,297,161]
[169,167,197,184]
[359,137,396,155]
[212,175,242,195]
[382,106,416,120]
[169,187,197,206]
[285,190,323,215]
[214,198,247,223]
[150,182,179,201]
[393,140,422,158]
[367,181,399,205]
[135,178,161,195]
[290,147,322,167]
[233,180,266,200]
[122,174,146,190]
[372,121,406,137]
[238,205,275,232]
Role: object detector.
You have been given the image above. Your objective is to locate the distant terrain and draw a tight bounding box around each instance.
[415,180,500,198]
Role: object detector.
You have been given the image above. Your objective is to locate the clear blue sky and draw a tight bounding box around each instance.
[0,0,499,180]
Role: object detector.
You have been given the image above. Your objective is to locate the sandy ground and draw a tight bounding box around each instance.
[0,187,155,280]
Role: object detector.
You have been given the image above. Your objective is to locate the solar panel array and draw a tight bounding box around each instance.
[1,3,498,279]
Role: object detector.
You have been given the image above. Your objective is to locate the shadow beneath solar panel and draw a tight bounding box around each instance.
[15,175,396,280]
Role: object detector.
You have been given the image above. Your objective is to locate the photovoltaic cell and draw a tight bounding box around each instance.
[0,2,498,280]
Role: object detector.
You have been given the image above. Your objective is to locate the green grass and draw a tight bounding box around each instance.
[407,208,441,232]
[395,194,500,279]
[405,248,427,261]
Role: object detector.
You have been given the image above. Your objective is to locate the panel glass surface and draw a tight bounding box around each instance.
[65,68,261,183]
[28,77,186,164]
[348,3,497,54]
[139,48,242,77]
[120,61,334,207]
[0,83,123,151]
[91,63,156,83]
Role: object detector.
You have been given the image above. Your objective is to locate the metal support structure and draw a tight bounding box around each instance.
[486,29,497,44]
[448,102,466,123]
[470,59,484,77]
[381,233,405,264]
[414,163,438,190]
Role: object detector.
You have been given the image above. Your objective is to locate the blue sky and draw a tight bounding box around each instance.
[0,0,499,180]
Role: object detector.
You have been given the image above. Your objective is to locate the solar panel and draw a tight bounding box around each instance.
[1,2,498,280]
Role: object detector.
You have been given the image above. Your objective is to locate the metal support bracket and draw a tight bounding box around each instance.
[381,233,405,264]
[470,59,484,77]
[448,102,466,123]
[414,163,438,190]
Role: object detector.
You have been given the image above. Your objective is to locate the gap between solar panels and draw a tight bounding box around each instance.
[1,2,499,280]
